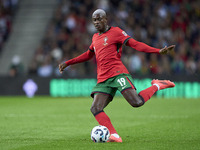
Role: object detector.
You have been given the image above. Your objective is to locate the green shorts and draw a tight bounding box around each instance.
[91,73,136,99]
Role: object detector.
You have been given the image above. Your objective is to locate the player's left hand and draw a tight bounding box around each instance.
[159,45,175,54]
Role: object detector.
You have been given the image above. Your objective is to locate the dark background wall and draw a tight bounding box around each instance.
[0,75,199,98]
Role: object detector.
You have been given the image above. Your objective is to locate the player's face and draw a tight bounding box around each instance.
[92,14,107,33]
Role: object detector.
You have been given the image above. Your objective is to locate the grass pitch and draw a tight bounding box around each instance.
[0,96,199,150]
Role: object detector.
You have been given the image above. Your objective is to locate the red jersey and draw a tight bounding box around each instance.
[89,27,131,83]
[65,26,160,83]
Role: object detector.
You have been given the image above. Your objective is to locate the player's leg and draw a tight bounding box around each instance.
[122,87,157,107]
[135,79,175,104]
[90,93,116,134]
[90,93,111,114]
[90,93,122,142]
[122,88,145,107]
[118,74,175,107]
[90,79,123,142]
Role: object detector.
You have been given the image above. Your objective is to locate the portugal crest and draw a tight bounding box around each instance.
[103,36,108,46]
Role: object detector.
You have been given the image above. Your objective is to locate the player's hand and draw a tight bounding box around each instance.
[159,45,175,54]
[59,63,68,74]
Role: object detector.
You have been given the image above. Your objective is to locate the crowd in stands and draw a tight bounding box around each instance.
[0,0,19,77]
[28,0,200,77]
[0,0,18,53]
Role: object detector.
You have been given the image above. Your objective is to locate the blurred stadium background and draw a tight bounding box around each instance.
[0,0,199,98]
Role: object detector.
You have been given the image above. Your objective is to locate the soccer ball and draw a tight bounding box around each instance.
[91,125,110,143]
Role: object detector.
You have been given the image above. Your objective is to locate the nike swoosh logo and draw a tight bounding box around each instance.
[122,85,127,89]
[159,82,168,85]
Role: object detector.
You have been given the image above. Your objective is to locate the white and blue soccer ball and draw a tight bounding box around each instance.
[91,125,110,143]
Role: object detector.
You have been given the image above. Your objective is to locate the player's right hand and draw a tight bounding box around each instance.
[59,63,68,74]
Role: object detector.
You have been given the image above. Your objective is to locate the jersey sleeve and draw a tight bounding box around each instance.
[126,38,160,53]
[115,27,132,45]
[89,42,94,52]
[65,48,95,66]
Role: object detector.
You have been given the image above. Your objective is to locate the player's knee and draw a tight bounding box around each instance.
[90,105,100,115]
[130,98,144,108]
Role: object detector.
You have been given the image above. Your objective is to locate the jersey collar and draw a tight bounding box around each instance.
[99,26,111,36]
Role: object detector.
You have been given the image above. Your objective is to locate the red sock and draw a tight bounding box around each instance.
[94,111,117,135]
[138,85,158,102]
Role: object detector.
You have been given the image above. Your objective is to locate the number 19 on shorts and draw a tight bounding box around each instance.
[117,78,126,86]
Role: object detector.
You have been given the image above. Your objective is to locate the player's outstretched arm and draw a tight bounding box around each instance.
[126,38,176,54]
[59,63,67,74]
[159,45,175,54]
[58,49,95,74]
[126,38,160,53]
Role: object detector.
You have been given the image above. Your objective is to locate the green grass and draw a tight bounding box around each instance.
[0,96,199,150]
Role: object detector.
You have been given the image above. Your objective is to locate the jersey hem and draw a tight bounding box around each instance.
[91,91,113,100]
[97,73,130,84]
[121,87,134,94]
